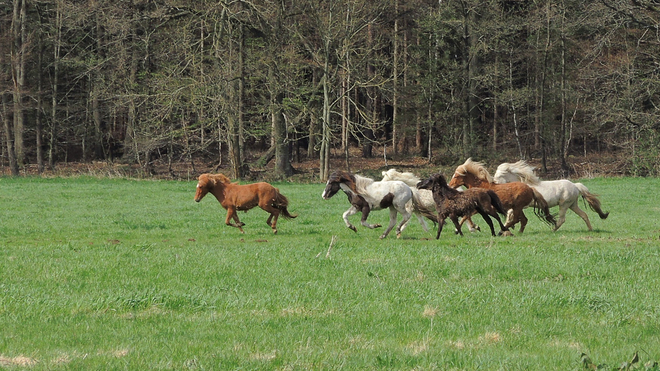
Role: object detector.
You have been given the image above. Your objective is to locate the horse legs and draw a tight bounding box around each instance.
[379,208,399,239]
[343,206,360,232]
[475,207,496,236]
[457,214,481,234]
[394,206,412,239]
[261,205,281,234]
[568,203,593,231]
[225,207,245,233]
[465,216,480,232]
[505,208,527,233]
[482,205,509,235]
[359,208,381,230]
[436,216,446,239]
[450,215,464,236]
[552,203,569,231]
[266,211,280,234]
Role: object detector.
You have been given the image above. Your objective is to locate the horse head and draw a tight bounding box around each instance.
[450,158,493,188]
[195,173,215,202]
[419,173,459,200]
[322,171,357,199]
[195,173,231,202]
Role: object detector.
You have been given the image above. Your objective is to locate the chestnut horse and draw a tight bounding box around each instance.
[195,173,296,234]
[449,158,556,233]
[417,173,510,238]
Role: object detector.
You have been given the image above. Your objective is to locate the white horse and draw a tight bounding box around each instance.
[493,160,609,231]
[382,168,481,233]
[322,170,415,239]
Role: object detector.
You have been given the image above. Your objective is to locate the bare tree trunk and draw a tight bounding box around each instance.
[11,0,27,168]
[308,70,318,158]
[237,23,246,171]
[493,52,498,152]
[36,16,44,173]
[319,46,331,181]
[0,43,18,175]
[49,0,62,170]
[270,65,293,177]
[540,2,551,173]
[559,2,569,172]
[392,0,399,155]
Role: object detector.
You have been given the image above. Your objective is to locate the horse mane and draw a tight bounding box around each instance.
[456,158,494,183]
[500,160,540,185]
[353,174,375,195]
[435,174,460,197]
[381,169,421,187]
[209,173,232,185]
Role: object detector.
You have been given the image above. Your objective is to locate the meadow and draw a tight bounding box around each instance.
[0,175,659,370]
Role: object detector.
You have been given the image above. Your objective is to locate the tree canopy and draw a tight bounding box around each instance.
[1,0,658,178]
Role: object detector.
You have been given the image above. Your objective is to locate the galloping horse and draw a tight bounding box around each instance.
[195,173,297,234]
[449,158,556,232]
[493,160,608,231]
[417,173,510,238]
[322,170,417,239]
[382,168,480,233]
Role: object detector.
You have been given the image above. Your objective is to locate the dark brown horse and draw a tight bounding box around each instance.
[448,158,556,232]
[417,173,510,238]
[195,173,297,234]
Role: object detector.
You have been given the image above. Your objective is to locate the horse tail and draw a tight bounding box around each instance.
[531,188,557,228]
[487,190,507,216]
[412,189,438,223]
[575,183,609,219]
[274,191,298,219]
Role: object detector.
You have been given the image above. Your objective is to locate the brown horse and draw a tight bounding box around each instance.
[417,173,510,238]
[195,173,297,234]
[448,158,556,233]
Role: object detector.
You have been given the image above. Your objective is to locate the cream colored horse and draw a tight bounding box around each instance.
[493,160,608,231]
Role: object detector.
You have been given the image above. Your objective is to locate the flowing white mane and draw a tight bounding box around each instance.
[496,160,541,185]
[381,169,421,187]
[353,174,375,195]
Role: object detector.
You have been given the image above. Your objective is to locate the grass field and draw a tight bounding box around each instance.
[1,175,659,370]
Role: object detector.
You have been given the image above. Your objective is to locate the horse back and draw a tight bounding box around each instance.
[490,182,534,208]
[223,182,277,210]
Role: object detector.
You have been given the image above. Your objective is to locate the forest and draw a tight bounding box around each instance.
[1,0,659,179]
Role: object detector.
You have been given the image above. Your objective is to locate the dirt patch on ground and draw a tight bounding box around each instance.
[0,355,38,367]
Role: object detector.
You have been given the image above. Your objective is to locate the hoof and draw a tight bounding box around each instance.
[273,229,278,234]
[349,225,358,232]
[374,224,382,229]
[499,230,514,237]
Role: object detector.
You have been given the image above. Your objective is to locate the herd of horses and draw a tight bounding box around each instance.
[195,158,609,239]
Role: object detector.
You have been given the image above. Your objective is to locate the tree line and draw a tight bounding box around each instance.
[1,0,659,179]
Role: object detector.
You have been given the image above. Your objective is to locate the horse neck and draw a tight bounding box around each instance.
[464,173,492,188]
[354,175,375,194]
[440,185,459,198]
[516,169,540,184]
[209,182,227,203]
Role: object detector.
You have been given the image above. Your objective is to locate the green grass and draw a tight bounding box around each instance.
[1,176,659,370]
